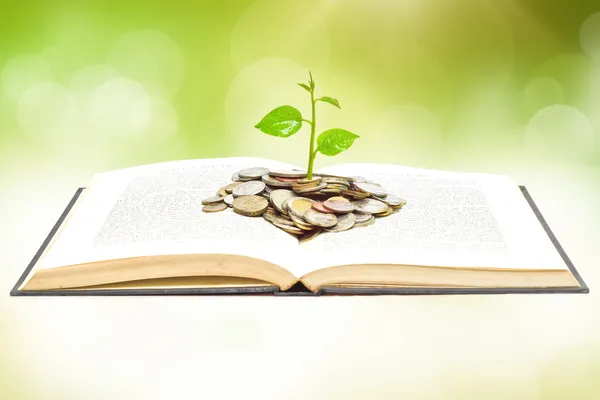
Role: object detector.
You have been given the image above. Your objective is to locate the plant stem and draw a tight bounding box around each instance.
[306,88,317,179]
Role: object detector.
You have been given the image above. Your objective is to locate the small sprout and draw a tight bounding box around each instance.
[254,72,359,179]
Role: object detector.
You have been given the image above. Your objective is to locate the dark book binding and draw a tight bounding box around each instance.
[10,186,589,296]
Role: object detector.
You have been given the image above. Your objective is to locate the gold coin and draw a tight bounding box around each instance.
[287,197,315,218]
[315,173,356,182]
[328,196,351,203]
[342,190,370,199]
[320,177,350,185]
[324,183,349,190]
[296,177,321,185]
[293,182,327,194]
[319,188,344,194]
[299,228,322,242]
[391,198,407,209]
[217,186,228,197]
[232,195,269,217]
[225,182,242,193]
[272,215,297,226]
[202,203,227,213]
[375,207,395,217]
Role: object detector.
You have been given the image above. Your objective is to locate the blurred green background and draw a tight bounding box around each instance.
[1,1,600,399]
[1,0,600,173]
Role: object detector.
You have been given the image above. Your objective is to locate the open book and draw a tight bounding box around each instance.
[11,157,587,295]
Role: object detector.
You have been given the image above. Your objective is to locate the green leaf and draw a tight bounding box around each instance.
[297,83,311,92]
[254,106,303,137]
[308,71,315,89]
[317,129,360,156]
[317,96,340,109]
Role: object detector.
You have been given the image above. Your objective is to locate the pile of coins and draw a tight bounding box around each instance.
[202,167,406,242]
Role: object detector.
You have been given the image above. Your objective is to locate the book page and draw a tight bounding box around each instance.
[299,163,568,274]
[35,157,303,274]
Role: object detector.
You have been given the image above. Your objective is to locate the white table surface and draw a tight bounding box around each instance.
[1,164,599,400]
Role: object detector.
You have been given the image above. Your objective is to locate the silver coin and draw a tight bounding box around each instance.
[202,196,224,205]
[303,209,338,228]
[263,185,275,194]
[269,170,307,178]
[350,176,368,183]
[238,167,270,179]
[325,212,356,232]
[354,215,375,228]
[355,182,388,197]
[232,171,254,182]
[232,181,266,197]
[223,194,234,207]
[393,198,407,209]
[353,212,373,223]
[381,194,405,207]
[270,189,296,214]
[352,198,389,214]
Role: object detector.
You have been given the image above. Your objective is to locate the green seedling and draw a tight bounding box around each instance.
[254,72,359,179]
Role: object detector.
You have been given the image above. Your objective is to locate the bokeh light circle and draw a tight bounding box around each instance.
[69,65,119,98]
[107,30,184,99]
[1,55,52,100]
[230,0,330,70]
[523,77,564,114]
[146,96,178,139]
[87,77,152,136]
[17,82,77,139]
[580,13,600,58]
[524,105,595,162]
